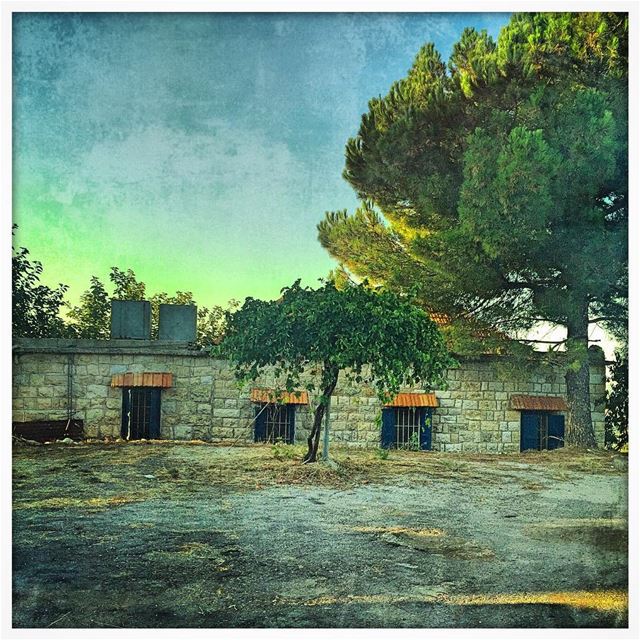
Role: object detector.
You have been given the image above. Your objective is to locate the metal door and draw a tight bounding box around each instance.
[254,404,295,444]
[520,412,540,451]
[121,387,161,440]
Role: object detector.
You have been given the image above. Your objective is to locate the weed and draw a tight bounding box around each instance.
[271,443,298,460]
[375,447,389,460]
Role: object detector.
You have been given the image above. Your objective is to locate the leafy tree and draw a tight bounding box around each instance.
[12,231,70,339]
[66,276,111,338]
[605,353,628,450]
[219,280,455,463]
[318,13,627,447]
[67,267,146,339]
[197,300,239,346]
[110,267,146,301]
[68,267,232,345]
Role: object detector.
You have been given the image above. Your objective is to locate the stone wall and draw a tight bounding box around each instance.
[12,339,607,451]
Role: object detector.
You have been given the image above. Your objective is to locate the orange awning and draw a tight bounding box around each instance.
[510,395,568,411]
[384,393,439,408]
[110,372,173,388]
[250,388,309,405]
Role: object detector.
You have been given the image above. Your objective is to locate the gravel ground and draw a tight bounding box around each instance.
[12,442,628,628]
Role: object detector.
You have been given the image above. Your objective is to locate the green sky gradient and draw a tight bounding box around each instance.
[13,12,510,309]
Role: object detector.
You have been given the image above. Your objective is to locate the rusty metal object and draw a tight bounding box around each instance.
[384,393,439,408]
[110,372,173,388]
[250,388,309,405]
[510,394,568,411]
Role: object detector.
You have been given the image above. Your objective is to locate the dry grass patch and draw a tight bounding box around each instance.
[13,495,140,511]
[345,523,495,559]
[281,589,627,613]
[349,526,444,537]
[448,589,628,613]
[12,441,627,500]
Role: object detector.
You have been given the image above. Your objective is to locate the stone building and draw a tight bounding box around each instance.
[12,302,607,453]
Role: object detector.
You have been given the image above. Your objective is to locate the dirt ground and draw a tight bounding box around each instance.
[12,441,628,629]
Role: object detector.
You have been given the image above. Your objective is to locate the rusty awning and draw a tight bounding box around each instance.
[250,388,309,405]
[111,372,173,388]
[510,395,568,411]
[384,393,439,408]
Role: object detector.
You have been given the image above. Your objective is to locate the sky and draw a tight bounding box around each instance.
[12,12,511,310]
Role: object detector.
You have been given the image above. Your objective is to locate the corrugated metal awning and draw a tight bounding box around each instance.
[111,372,173,388]
[510,395,568,411]
[250,388,309,405]
[384,393,439,408]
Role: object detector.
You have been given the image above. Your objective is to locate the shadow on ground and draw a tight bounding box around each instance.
[12,443,628,628]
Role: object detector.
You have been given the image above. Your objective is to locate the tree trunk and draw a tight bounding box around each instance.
[303,366,339,464]
[564,305,597,448]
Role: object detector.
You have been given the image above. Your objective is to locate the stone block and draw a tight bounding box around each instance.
[110,364,129,374]
[106,398,120,411]
[162,400,177,415]
[216,408,240,419]
[86,364,102,376]
[174,425,193,439]
[35,398,53,410]
[190,387,211,402]
[85,408,107,421]
[87,384,108,398]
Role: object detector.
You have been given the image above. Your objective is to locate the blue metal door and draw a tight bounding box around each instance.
[419,408,432,451]
[121,387,161,440]
[286,405,296,444]
[547,414,565,450]
[254,404,295,443]
[520,412,540,451]
[381,408,395,449]
[254,404,267,442]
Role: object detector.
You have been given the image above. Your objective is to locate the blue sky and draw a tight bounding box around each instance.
[13,12,510,308]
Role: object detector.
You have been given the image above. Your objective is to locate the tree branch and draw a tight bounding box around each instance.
[515,337,601,345]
